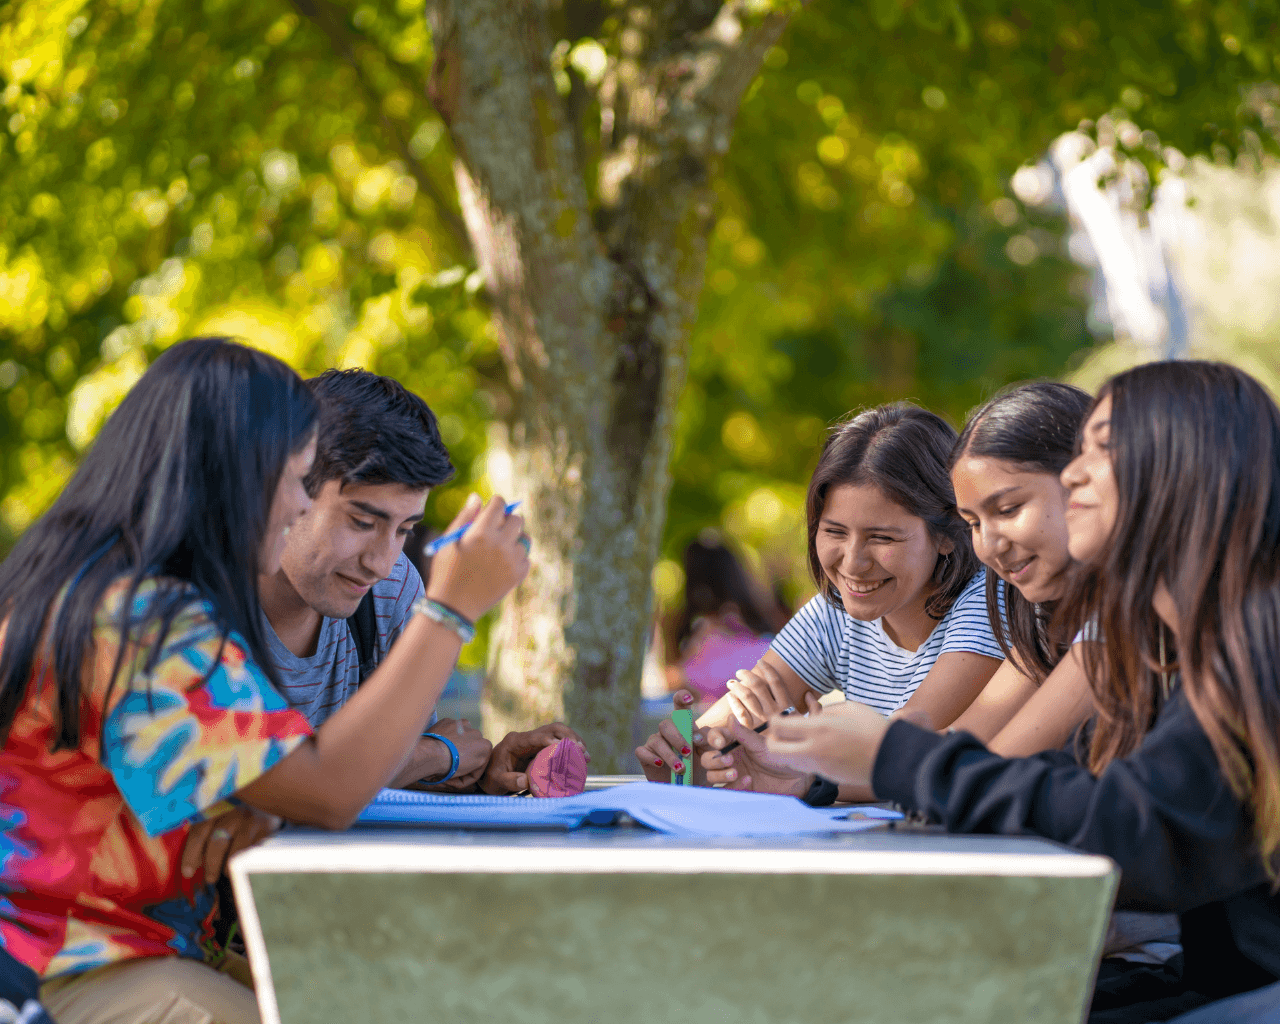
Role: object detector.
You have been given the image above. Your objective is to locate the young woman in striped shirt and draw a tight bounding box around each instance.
[638,402,1004,799]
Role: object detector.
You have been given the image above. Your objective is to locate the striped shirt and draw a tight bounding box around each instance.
[770,570,1004,715]
[263,553,429,727]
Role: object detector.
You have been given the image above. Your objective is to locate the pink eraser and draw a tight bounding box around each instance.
[527,738,588,798]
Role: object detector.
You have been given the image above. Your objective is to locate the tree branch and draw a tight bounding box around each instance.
[691,2,800,123]
[291,0,471,253]
[590,1,803,259]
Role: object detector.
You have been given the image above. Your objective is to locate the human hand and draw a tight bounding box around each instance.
[700,718,813,797]
[181,805,282,888]
[419,719,492,791]
[635,689,702,783]
[480,723,589,794]
[763,701,891,788]
[724,661,819,728]
[425,494,530,622]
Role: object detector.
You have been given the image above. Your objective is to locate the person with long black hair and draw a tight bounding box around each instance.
[0,338,528,1024]
[754,361,1280,1021]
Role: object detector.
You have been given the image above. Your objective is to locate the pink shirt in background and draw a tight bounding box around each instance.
[679,613,773,703]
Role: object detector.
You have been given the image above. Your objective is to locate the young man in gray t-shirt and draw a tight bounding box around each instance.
[257,369,583,792]
[180,368,583,890]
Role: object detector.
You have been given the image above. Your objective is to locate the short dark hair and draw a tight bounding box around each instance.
[806,402,981,621]
[951,381,1092,684]
[304,369,455,493]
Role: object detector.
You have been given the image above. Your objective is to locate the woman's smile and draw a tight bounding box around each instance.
[1061,395,1117,565]
[1001,554,1035,582]
[841,575,890,596]
[953,455,1074,605]
[814,482,947,649]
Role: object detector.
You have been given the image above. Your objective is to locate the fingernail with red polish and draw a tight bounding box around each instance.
[654,758,664,767]
[680,746,691,756]
[673,761,684,772]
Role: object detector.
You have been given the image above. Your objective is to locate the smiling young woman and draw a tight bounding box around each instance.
[759,360,1280,1023]
[943,381,1098,756]
[1062,393,1120,566]
[813,481,950,653]
[637,403,1006,800]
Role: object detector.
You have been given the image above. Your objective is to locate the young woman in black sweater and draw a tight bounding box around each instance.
[732,360,1280,1022]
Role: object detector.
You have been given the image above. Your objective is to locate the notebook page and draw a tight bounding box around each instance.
[357,783,901,836]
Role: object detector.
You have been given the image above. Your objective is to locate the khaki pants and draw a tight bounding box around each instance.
[40,955,259,1024]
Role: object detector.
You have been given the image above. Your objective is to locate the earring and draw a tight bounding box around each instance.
[1158,623,1170,699]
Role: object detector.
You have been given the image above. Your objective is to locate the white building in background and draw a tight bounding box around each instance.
[1010,108,1280,392]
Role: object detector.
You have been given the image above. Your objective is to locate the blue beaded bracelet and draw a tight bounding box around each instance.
[422,732,460,784]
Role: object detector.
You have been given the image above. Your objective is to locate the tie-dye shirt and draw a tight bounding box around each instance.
[0,576,312,980]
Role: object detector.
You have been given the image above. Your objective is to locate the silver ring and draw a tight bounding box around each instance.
[211,828,233,842]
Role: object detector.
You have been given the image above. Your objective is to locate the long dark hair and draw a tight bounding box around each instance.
[674,537,781,649]
[806,403,981,620]
[1060,361,1280,873]
[952,381,1092,683]
[0,337,318,748]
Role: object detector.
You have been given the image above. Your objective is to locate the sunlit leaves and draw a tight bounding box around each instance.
[0,0,476,549]
[665,0,1279,606]
[2,0,1278,601]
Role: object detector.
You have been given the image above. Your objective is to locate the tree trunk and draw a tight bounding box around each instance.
[425,0,793,769]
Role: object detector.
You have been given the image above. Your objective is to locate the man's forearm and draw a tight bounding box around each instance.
[390,737,451,789]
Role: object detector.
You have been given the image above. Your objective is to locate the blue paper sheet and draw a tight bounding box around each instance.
[356,782,901,837]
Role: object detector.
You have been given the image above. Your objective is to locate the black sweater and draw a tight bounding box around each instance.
[871,689,1280,999]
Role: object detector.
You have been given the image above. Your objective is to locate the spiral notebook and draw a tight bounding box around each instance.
[355,781,900,837]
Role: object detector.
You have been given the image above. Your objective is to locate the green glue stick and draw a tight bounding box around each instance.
[671,708,694,786]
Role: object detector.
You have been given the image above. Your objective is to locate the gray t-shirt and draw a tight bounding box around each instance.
[265,552,433,728]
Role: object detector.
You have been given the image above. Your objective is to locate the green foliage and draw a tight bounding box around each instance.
[0,0,489,546]
[657,0,1280,605]
[3,0,1278,621]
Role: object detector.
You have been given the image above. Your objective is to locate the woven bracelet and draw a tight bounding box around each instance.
[412,597,476,645]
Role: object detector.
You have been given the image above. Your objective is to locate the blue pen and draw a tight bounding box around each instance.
[423,501,522,556]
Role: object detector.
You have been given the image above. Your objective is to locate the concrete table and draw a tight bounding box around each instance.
[231,818,1116,1024]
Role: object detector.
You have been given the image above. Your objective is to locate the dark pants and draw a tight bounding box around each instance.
[1088,957,1210,1024]
[1167,981,1280,1023]
[1089,957,1280,1024]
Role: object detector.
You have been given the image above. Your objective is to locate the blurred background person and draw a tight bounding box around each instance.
[664,532,790,713]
